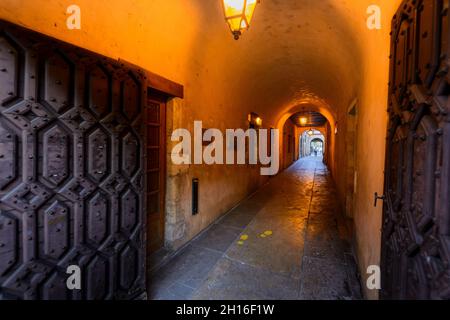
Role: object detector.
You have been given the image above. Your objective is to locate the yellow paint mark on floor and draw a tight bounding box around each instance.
[240,235,249,241]
[238,232,273,244]
[237,234,249,246]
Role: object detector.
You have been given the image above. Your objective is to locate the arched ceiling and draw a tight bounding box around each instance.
[183,0,364,124]
[0,0,402,127]
[179,0,401,126]
[222,0,362,120]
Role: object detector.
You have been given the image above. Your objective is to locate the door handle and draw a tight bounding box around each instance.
[374,192,386,207]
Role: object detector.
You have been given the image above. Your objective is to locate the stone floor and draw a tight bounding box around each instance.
[148,157,363,300]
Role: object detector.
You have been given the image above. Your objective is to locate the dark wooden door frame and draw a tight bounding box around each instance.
[118,58,183,100]
[118,59,183,286]
[145,91,167,255]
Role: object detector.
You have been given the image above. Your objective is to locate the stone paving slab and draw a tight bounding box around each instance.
[148,157,363,300]
[148,245,222,299]
[192,258,300,300]
[299,256,354,300]
[192,224,242,253]
[217,209,257,229]
[225,222,305,279]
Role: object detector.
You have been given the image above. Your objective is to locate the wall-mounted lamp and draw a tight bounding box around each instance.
[255,116,262,127]
[248,112,262,129]
[222,0,260,40]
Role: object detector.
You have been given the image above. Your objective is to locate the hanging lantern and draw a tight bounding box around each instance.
[222,0,260,40]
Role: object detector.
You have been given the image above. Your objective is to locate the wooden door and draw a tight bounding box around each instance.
[0,20,146,300]
[381,0,450,299]
[145,94,166,254]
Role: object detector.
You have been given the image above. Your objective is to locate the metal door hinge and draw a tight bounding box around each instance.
[374,192,386,207]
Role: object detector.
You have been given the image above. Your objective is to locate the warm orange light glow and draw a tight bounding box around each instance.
[248,113,262,127]
[222,0,259,40]
[299,117,308,126]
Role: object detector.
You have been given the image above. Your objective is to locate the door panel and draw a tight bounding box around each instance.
[381,0,450,299]
[146,96,166,254]
[0,21,146,300]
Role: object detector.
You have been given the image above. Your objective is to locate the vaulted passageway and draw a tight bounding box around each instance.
[149,157,361,300]
[1,0,448,301]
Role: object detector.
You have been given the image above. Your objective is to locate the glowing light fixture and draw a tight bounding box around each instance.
[222,0,260,40]
[299,117,308,126]
[248,112,262,128]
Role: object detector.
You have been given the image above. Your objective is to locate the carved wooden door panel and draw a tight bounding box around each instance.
[0,21,146,300]
[381,0,450,299]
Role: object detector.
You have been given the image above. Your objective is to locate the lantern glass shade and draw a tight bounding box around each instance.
[299,117,308,126]
[223,0,258,39]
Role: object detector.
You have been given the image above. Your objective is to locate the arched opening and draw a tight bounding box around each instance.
[299,128,326,159]
[280,109,332,170]
[299,130,326,158]
[276,102,337,174]
[310,137,324,157]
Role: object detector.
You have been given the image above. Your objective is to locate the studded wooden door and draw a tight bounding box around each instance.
[0,21,146,300]
[381,0,450,299]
